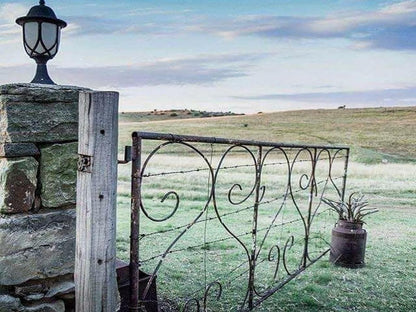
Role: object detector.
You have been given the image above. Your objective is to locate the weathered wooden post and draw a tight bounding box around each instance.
[75,91,119,311]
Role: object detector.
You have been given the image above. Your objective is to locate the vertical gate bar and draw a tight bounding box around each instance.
[341,148,350,202]
[248,145,263,310]
[303,147,317,268]
[130,134,142,311]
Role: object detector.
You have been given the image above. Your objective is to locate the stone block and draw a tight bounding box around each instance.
[0,295,65,312]
[12,276,74,304]
[15,284,45,297]
[24,294,45,301]
[0,143,39,158]
[45,280,74,298]
[0,295,21,312]
[40,143,77,208]
[23,301,65,312]
[0,83,88,143]
[0,210,76,285]
[0,157,38,214]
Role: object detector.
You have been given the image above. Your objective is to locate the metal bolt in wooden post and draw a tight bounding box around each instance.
[75,91,119,312]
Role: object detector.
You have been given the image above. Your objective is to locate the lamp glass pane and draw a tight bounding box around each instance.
[24,22,39,50]
[24,45,32,56]
[48,28,61,57]
[50,45,57,56]
[34,44,46,54]
[41,22,58,51]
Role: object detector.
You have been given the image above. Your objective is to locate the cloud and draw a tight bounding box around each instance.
[0,3,26,37]
[0,53,268,87]
[62,5,195,37]
[0,3,188,38]
[232,88,416,105]
[63,16,126,36]
[5,1,415,52]
[355,25,416,50]
[186,1,416,50]
[62,1,416,50]
[64,15,184,37]
[0,3,26,23]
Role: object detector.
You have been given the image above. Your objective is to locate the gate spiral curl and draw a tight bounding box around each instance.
[128,132,349,311]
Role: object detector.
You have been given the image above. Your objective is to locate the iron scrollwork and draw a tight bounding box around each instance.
[129,132,350,311]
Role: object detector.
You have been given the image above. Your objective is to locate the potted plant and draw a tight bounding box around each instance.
[322,193,378,268]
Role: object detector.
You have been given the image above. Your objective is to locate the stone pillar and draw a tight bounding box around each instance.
[0,83,88,312]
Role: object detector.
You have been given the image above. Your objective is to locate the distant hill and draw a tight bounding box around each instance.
[119,109,244,123]
[119,106,416,163]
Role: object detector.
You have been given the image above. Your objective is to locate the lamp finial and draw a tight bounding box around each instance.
[39,0,45,5]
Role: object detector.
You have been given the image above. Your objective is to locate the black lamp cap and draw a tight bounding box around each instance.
[16,1,67,28]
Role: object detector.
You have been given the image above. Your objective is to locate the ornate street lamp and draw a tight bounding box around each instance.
[16,0,67,84]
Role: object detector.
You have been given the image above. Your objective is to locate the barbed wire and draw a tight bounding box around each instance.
[141,156,347,178]
[139,210,335,264]
[138,177,343,239]
[126,134,349,310]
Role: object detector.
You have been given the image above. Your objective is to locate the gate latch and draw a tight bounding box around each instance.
[118,146,132,164]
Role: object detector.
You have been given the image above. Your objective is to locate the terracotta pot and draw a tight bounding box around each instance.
[329,219,367,268]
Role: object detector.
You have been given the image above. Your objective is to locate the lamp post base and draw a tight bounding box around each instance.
[31,63,55,85]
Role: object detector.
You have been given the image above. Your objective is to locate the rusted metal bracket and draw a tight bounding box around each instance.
[118,146,132,164]
[78,154,92,173]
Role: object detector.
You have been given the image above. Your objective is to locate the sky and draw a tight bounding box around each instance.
[1,0,416,113]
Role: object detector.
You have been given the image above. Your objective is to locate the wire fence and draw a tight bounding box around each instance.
[128,132,350,311]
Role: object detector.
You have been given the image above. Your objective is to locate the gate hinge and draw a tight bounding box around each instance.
[78,154,92,173]
[118,146,132,164]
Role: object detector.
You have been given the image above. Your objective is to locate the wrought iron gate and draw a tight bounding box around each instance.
[128,132,349,311]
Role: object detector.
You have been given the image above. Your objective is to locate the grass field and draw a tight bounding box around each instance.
[116,106,416,311]
[119,106,416,163]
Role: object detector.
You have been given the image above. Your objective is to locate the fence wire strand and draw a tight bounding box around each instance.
[126,132,350,311]
[141,156,347,178]
[139,177,343,240]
